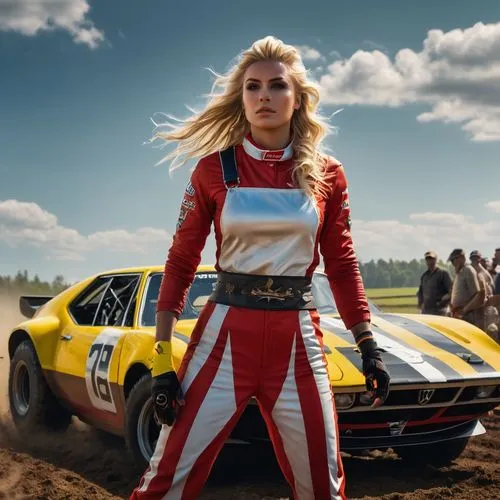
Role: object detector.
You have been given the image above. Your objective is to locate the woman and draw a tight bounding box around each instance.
[130,36,390,500]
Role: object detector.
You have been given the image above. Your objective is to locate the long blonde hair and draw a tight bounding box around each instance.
[151,36,334,197]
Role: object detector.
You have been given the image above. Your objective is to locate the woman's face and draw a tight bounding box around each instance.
[242,60,299,133]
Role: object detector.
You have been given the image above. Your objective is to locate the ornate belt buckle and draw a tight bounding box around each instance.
[250,278,294,303]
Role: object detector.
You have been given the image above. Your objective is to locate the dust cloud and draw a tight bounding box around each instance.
[0,293,23,412]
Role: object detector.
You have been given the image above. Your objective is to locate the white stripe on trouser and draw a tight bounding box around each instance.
[137,303,230,494]
[181,304,230,393]
[271,335,315,499]
[299,311,342,500]
[137,424,172,494]
[165,332,237,499]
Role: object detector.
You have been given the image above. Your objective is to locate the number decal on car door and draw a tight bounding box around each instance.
[85,329,122,413]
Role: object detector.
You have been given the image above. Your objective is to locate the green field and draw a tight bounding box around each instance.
[365,287,419,313]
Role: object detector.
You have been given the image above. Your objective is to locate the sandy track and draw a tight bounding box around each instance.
[1,294,499,499]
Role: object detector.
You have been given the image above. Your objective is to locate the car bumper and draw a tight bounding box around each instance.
[230,403,489,451]
[339,418,485,450]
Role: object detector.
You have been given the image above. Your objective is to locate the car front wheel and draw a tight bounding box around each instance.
[124,373,161,470]
[395,437,469,467]
[8,340,72,432]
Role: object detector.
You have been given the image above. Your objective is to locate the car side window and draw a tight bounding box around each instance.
[94,275,140,327]
[69,277,113,326]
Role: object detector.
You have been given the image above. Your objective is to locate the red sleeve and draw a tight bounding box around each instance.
[319,159,370,329]
[156,160,214,316]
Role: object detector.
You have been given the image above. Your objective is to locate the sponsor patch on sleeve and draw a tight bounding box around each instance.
[176,180,197,229]
[341,189,351,229]
[185,181,195,196]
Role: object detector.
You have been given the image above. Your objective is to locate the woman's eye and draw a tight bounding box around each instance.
[246,83,259,91]
[272,82,288,89]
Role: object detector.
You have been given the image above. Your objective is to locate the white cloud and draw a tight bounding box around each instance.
[409,212,472,226]
[316,22,500,141]
[0,199,57,229]
[0,200,172,261]
[87,228,173,254]
[297,45,324,62]
[485,201,500,213]
[0,0,105,49]
[351,207,500,262]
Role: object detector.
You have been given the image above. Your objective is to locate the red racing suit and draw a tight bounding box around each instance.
[130,135,370,500]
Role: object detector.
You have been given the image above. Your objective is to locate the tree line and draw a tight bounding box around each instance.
[1,259,453,296]
[0,270,71,297]
[358,258,453,288]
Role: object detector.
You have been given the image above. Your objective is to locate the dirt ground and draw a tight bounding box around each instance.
[0,295,499,499]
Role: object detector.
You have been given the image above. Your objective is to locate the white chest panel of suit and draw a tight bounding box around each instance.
[218,187,320,277]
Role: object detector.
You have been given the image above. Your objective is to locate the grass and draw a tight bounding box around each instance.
[365,287,418,298]
[365,287,419,314]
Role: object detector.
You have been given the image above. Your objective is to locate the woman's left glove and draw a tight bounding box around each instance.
[151,341,185,426]
[357,333,390,408]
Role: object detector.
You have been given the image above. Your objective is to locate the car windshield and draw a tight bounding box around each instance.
[139,271,381,326]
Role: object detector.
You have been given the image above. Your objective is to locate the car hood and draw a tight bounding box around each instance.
[319,312,500,387]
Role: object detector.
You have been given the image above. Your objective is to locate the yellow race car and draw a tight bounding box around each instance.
[7,265,500,469]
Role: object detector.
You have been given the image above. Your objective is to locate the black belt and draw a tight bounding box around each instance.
[209,271,316,310]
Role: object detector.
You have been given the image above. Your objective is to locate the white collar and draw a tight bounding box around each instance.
[242,135,294,161]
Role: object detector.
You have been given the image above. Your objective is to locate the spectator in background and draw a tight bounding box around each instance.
[480,256,491,273]
[449,248,485,330]
[493,248,500,295]
[470,250,498,338]
[470,250,494,292]
[481,257,495,286]
[417,250,452,315]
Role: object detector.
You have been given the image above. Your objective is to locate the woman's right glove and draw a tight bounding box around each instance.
[357,333,391,408]
[151,340,185,426]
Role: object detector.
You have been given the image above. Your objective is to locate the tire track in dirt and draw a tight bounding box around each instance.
[1,294,499,499]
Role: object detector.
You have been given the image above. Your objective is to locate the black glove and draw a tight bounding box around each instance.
[151,371,185,426]
[358,335,390,407]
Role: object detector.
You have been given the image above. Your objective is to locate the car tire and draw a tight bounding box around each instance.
[8,340,72,433]
[124,373,161,471]
[395,437,469,467]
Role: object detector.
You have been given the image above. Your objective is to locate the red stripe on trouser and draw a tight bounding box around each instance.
[177,300,217,382]
[308,309,346,499]
[256,399,295,486]
[306,311,347,498]
[257,309,346,499]
[131,301,217,496]
[130,303,263,499]
[130,305,345,499]
[295,314,333,497]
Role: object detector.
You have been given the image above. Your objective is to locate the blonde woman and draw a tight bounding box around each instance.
[130,36,390,500]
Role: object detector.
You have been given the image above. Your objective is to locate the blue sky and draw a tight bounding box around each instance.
[1,0,499,282]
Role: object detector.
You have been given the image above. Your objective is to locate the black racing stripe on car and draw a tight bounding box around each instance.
[321,316,462,382]
[335,347,429,385]
[378,314,495,374]
[369,323,464,382]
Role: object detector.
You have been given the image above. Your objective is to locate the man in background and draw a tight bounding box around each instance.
[470,250,494,292]
[449,248,485,330]
[470,250,498,339]
[492,248,500,295]
[417,250,453,315]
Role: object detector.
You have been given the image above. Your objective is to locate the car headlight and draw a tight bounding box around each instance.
[334,393,355,409]
[476,385,496,399]
[359,391,374,406]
